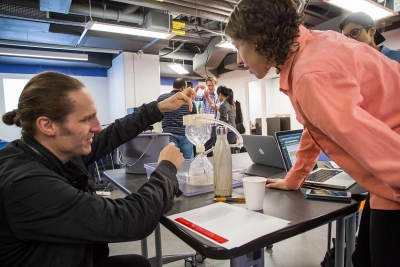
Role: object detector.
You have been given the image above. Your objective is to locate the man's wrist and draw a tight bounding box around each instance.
[157,101,166,114]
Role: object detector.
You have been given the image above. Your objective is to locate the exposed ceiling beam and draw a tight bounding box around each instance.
[161,0,231,16]
[110,0,229,22]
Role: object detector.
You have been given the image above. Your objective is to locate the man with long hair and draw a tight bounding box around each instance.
[0,72,195,267]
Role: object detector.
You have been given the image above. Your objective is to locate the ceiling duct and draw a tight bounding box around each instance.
[68,3,143,25]
[40,0,72,14]
[179,0,234,12]
[160,61,202,80]
[0,17,49,33]
[110,0,229,22]
[223,53,248,71]
[143,11,171,32]
[193,35,235,78]
[160,0,231,16]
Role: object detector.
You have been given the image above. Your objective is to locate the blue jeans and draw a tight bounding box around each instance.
[170,134,194,159]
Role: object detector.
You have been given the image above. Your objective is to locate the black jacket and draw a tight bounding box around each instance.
[0,102,179,267]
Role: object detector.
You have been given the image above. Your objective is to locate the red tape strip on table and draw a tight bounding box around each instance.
[175,217,228,244]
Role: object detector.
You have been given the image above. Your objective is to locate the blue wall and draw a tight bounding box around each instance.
[0,64,107,77]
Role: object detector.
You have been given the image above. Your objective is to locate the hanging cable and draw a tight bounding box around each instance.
[194,0,210,78]
[88,0,93,21]
[159,41,186,57]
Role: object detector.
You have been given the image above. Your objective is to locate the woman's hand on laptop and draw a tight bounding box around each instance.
[266,178,292,190]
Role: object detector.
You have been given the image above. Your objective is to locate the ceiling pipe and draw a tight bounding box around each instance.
[161,0,231,17]
[69,3,143,25]
[110,0,229,22]
[122,5,140,14]
[180,0,234,12]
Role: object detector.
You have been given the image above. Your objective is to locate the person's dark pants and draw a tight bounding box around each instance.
[205,126,217,157]
[95,254,151,267]
[228,136,236,154]
[352,193,400,267]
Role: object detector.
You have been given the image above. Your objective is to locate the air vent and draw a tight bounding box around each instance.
[0,3,46,18]
[143,11,171,32]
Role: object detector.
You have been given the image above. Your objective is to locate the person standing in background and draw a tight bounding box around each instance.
[194,77,221,156]
[339,11,400,63]
[157,78,197,159]
[339,11,400,266]
[235,99,245,135]
[215,86,237,152]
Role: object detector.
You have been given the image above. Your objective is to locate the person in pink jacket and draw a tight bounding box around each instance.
[225,1,400,266]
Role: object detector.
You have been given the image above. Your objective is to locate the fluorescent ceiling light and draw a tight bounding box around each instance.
[0,47,88,61]
[215,40,236,50]
[324,0,397,20]
[168,63,190,74]
[86,21,172,39]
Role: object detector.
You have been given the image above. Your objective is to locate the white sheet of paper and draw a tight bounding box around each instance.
[167,202,290,249]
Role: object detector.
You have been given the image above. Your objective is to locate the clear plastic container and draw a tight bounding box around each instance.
[144,160,246,196]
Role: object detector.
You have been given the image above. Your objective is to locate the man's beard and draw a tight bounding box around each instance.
[59,125,74,136]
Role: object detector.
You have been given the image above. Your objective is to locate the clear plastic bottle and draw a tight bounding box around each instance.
[213,126,233,197]
[184,114,214,185]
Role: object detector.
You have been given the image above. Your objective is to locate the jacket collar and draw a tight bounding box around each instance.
[20,135,94,193]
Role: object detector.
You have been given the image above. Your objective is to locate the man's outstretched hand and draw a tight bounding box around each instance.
[157,88,197,113]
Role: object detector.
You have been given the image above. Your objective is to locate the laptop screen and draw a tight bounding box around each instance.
[275,130,303,171]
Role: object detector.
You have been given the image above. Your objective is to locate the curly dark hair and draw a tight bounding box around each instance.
[225,0,304,72]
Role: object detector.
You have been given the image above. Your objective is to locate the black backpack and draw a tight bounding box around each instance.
[321,238,347,267]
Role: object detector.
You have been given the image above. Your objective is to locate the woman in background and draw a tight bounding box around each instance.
[216,86,236,147]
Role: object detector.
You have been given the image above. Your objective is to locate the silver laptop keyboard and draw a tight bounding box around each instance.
[308,169,342,183]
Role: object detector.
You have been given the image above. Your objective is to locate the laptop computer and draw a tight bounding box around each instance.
[242,135,286,177]
[275,130,356,190]
[242,135,285,169]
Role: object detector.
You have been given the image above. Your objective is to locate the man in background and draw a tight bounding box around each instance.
[158,78,197,159]
[194,76,220,156]
[340,11,400,62]
[340,11,400,267]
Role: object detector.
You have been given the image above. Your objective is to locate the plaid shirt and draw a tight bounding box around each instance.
[195,92,220,118]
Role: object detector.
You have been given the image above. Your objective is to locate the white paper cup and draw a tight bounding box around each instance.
[242,177,267,211]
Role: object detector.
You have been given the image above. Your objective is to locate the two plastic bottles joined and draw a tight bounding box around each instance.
[183,115,243,186]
